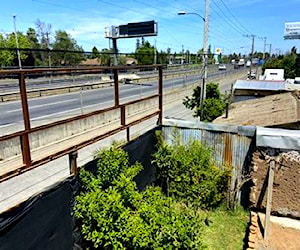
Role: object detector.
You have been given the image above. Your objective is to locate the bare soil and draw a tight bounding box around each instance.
[256,221,300,250]
[250,150,300,218]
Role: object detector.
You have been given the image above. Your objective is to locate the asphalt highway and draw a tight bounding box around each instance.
[0,68,243,133]
[0,73,199,126]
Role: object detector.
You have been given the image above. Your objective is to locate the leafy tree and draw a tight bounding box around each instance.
[26,28,40,66]
[208,44,214,62]
[152,132,231,209]
[90,46,100,59]
[262,47,299,79]
[199,98,226,122]
[5,32,31,67]
[35,19,52,66]
[75,147,205,249]
[183,82,226,121]
[157,50,168,64]
[0,34,10,67]
[26,28,39,49]
[99,48,112,66]
[118,55,127,65]
[135,41,155,65]
[52,30,85,66]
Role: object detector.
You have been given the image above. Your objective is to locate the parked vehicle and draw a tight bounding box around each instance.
[238,59,245,67]
[218,64,227,70]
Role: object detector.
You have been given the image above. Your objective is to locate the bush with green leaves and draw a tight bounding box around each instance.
[75,147,205,249]
[183,82,226,122]
[152,132,231,209]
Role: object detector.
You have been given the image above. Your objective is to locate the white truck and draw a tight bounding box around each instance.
[259,69,285,81]
[237,58,245,67]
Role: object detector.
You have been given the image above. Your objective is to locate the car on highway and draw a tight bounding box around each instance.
[218,64,227,70]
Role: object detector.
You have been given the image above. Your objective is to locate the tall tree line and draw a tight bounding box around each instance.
[0,19,85,68]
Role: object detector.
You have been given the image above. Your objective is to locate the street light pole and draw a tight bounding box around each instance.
[178,0,210,121]
[13,15,22,70]
[202,0,210,121]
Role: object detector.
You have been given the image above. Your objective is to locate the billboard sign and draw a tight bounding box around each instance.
[284,22,300,40]
[119,20,157,38]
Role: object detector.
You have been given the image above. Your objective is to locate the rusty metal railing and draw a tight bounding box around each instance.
[0,65,163,182]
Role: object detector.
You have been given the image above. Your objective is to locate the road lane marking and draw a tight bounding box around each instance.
[5,98,78,113]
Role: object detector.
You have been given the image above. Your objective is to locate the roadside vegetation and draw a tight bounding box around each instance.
[262,46,300,79]
[75,133,248,249]
[202,205,249,250]
[183,82,226,122]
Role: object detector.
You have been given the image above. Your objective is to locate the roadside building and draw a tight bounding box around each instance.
[232,79,300,102]
[80,58,101,66]
[214,91,300,130]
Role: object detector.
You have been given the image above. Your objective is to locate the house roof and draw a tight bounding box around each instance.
[80,58,100,65]
[214,91,300,127]
[234,79,286,91]
[234,79,300,92]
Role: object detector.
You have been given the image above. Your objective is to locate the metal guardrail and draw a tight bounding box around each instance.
[0,68,199,102]
[0,66,245,102]
[0,65,163,182]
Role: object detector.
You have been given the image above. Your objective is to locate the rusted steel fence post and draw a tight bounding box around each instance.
[120,105,126,126]
[19,72,31,167]
[69,151,78,176]
[120,105,130,142]
[113,68,119,107]
[158,66,163,125]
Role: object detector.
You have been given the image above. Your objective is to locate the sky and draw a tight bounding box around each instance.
[0,0,299,55]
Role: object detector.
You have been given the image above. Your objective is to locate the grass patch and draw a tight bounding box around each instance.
[202,205,249,250]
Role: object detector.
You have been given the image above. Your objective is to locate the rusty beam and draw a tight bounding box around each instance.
[158,66,163,125]
[121,106,126,126]
[0,94,158,142]
[0,111,160,182]
[19,73,31,167]
[223,133,232,166]
[0,65,161,76]
[113,68,119,107]
[126,128,130,142]
[69,151,78,176]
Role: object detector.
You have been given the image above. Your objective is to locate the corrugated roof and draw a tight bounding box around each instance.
[257,126,300,150]
[234,79,286,91]
[213,91,300,127]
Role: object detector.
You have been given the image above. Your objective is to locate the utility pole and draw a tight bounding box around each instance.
[111,26,118,66]
[250,35,255,79]
[45,32,51,68]
[154,39,157,64]
[181,45,184,66]
[201,0,210,121]
[244,34,255,79]
[262,37,267,60]
[13,15,22,70]
[269,43,272,57]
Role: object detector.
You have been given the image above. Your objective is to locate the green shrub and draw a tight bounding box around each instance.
[183,82,226,121]
[152,132,231,209]
[75,147,205,249]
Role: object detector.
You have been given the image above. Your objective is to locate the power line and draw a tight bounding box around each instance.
[210,1,246,36]
[217,0,252,34]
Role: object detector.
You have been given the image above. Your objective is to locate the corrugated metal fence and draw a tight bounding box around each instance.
[161,119,256,197]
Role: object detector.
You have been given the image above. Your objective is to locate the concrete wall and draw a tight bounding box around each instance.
[0,97,159,161]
